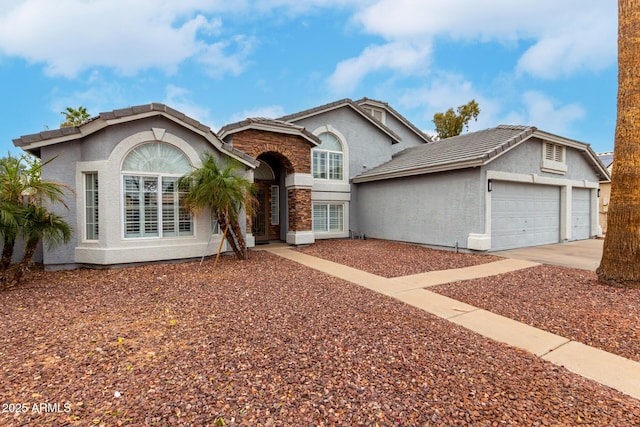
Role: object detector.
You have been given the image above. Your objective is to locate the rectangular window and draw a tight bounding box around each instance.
[85,173,99,240]
[544,142,564,163]
[270,185,279,226]
[312,151,327,179]
[124,175,192,238]
[328,152,343,180]
[313,203,344,233]
[541,142,567,174]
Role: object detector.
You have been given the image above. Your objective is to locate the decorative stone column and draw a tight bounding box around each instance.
[286,173,315,245]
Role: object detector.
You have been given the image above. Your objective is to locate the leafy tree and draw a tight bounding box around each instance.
[60,106,91,127]
[432,99,480,139]
[180,153,256,262]
[0,153,72,286]
[597,0,640,287]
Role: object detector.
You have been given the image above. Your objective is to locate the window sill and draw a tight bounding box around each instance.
[541,159,567,175]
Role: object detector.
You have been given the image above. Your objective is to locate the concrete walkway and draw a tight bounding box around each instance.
[493,238,604,271]
[261,245,640,401]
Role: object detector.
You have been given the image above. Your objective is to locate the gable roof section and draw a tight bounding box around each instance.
[218,117,321,146]
[352,125,609,183]
[13,103,258,167]
[355,97,432,144]
[278,98,402,144]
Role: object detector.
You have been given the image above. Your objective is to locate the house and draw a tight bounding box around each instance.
[12,100,608,269]
[596,152,614,233]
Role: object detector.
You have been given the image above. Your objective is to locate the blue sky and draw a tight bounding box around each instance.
[0,0,617,155]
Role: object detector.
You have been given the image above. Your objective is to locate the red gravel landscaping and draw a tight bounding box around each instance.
[297,238,502,277]
[432,264,640,363]
[1,250,640,425]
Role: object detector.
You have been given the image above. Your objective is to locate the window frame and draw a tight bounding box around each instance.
[312,203,344,233]
[84,172,99,241]
[541,142,568,175]
[312,132,344,181]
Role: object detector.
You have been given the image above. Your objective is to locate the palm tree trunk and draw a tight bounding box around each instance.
[597,0,640,287]
[1,239,15,271]
[217,211,244,260]
[230,220,248,260]
[11,239,39,285]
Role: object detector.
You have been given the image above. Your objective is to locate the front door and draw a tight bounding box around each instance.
[253,184,270,242]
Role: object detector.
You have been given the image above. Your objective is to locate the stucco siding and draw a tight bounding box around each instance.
[41,142,81,266]
[488,138,600,182]
[356,168,484,249]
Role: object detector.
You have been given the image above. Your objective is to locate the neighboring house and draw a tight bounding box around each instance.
[352,125,609,251]
[12,100,608,269]
[597,152,614,234]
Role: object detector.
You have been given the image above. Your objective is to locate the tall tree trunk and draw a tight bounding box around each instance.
[597,0,640,287]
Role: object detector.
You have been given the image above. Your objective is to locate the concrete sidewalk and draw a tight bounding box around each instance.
[261,245,640,401]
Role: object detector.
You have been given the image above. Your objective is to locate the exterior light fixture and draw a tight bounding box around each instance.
[488,179,493,192]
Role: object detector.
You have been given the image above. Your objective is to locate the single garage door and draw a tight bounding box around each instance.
[571,188,591,240]
[492,181,560,250]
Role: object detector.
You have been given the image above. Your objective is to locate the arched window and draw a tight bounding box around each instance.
[121,143,193,239]
[312,132,343,180]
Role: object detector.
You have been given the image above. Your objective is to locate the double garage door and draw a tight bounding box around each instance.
[491,182,593,251]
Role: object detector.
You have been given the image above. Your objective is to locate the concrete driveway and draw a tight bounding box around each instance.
[492,239,604,271]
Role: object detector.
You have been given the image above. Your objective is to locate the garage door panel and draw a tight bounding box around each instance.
[492,182,560,250]
[572,188,591,240]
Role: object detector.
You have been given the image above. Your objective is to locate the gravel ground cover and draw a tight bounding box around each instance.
[1,251,639,426]
[297,239,501,278]
[432,265,640,363]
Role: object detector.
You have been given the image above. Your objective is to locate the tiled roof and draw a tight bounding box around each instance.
[597,152,614,169]
[13,103,257,166]
[218,117,321,146]
[355,97,432,144]
[352,125,537,182]
[278,98,402,143]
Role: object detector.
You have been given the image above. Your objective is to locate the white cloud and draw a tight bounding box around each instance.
[228,105,286,123]
[348,0,615,82]
[0,0,250,78]
[163,84,215,126]
[397,73,501,133]
[328,41,432,93]
[519,91,585,134]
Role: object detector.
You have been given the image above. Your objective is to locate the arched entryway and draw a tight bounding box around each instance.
[253,153,290,243]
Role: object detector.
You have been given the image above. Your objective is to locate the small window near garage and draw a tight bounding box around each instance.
[541,142,567,174]
[85,172,99,240]
[312,203,344,233]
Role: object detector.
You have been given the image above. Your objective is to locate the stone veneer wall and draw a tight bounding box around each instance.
[288,188,312,232]
[230,129,311,174]
[229,129,314,235]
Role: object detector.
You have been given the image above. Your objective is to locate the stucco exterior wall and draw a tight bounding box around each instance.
[488,138,601,182]
[39,119,241,269]
[293,107,403,235]
[356,168,484,249]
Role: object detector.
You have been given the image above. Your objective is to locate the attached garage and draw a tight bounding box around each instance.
[352,125,610,253]
[491,181,561,250]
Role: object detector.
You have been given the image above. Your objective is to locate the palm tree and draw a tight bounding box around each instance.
[7,205,72,284]
[0,154,71,274]
[180,153,256,261]
[597,0,640,287]
[60,106,91,127]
